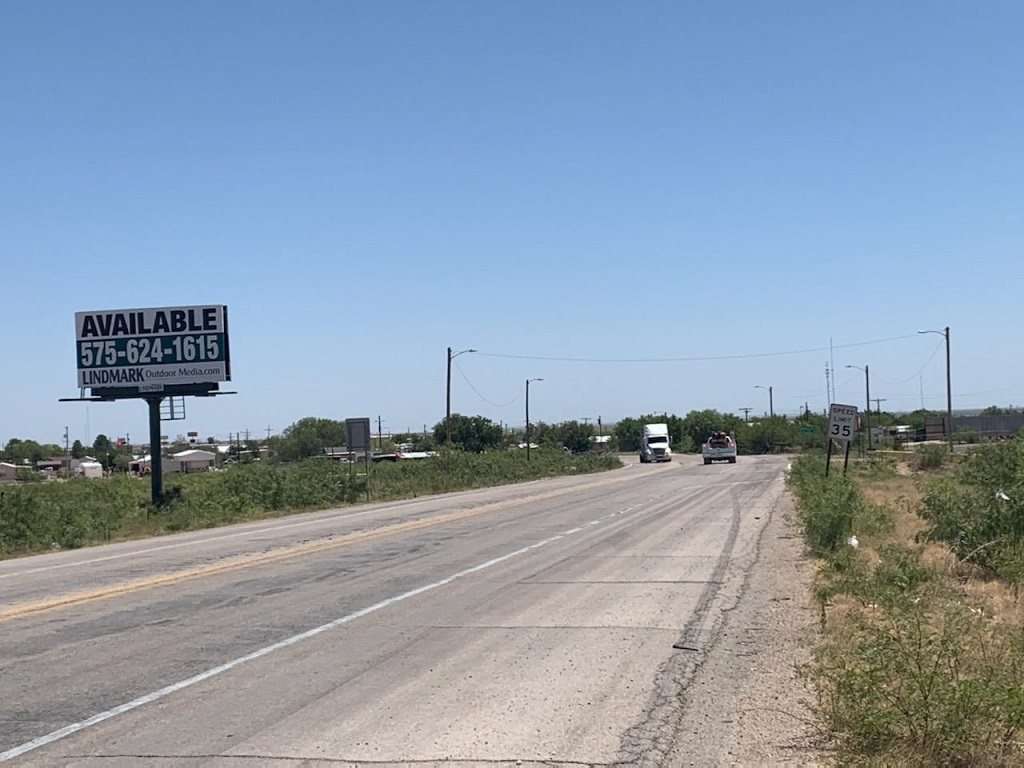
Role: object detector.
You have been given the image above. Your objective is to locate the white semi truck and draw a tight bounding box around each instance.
[639,423,672,463]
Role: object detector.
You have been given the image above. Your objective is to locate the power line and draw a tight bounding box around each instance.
[875,337,945,386]
[454,359,520,408]
[475,333,920,364]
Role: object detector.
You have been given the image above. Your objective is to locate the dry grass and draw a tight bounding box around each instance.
[852,459,1024,626]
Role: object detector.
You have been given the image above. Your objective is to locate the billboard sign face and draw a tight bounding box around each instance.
[346,418,371,453]
[75,305,230,391]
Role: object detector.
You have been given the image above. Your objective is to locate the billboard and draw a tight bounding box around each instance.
[75,305,230,392]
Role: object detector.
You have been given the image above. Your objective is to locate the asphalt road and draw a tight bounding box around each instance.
[1,454,791,766]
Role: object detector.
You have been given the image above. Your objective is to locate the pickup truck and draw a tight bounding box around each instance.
[701,432,737,464]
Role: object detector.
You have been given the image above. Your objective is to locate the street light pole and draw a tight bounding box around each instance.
[845,365,872,451]
[525,378,543,461]
[918,326,953,453]
[755,385,774,418]
[445,346,476,445]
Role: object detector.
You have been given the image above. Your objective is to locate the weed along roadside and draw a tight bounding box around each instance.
[787,444,1024,766]
[0,450,622,559]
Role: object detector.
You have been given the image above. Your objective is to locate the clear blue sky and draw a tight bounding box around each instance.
[3,1,1022,448]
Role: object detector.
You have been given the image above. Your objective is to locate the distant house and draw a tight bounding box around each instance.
[0,462,20,484]
[324,447,356,462]
[129,455,182,476]
[36,458,66,474]
[172,449,217,473]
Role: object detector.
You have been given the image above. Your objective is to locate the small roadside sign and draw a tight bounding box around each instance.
[800,426,816,434]
[345,418,371,453]
[828,404,858,443]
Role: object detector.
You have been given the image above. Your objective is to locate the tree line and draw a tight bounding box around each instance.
[3,405,974,470]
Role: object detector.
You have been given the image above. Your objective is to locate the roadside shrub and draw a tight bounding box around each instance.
[920,442,1024,582]
[810,601,1024,764]
[852,454,899,481]
[956,427,983,445]
[787,454,891,557]
[0,450,621,558]
[915,443,948,470]
[0,476,145,553]
[793,439,1024,765]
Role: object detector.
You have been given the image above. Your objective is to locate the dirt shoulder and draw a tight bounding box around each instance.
[662,478,831,766]
[727,491,828,766]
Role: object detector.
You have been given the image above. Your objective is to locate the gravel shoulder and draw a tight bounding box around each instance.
[665,483,831,766]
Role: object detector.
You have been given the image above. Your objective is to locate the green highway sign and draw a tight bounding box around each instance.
[800,426,816,433]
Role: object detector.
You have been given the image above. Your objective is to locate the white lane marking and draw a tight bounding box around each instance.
[0,499,662,762]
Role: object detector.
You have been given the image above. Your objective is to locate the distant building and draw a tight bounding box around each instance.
[172,449,217,473]
[36,458,66,474]
[71,458,103,478]
[954,414,1024,438]
[0,462,20,484]
[129,455,182,475]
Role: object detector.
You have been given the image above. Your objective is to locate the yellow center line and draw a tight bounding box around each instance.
[1,468,652,621]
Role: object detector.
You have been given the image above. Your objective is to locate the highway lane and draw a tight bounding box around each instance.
[1,454,790,765]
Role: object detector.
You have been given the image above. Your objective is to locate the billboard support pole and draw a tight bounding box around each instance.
[147,396,164,507]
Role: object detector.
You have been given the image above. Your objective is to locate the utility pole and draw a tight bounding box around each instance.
[739,407,752,422]
[526,378,543,460]
[845,364,872,451]
[872,398,887,415]
[377,415,383,450]
[446,347,452,445]
[944,327,953,454]
[755,386,773,418]
[266,425,273,440]
[446,346,477,445]
[918,326,954,453]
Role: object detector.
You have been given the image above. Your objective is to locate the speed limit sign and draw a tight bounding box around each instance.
[828,403,858,443]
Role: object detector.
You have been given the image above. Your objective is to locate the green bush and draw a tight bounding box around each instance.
[920,441,1024,582]
[790,452,1024,764]
[916,443,948,470]
[0,450,622,558]
[786,454,892,557]
[810,601,1024,764]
